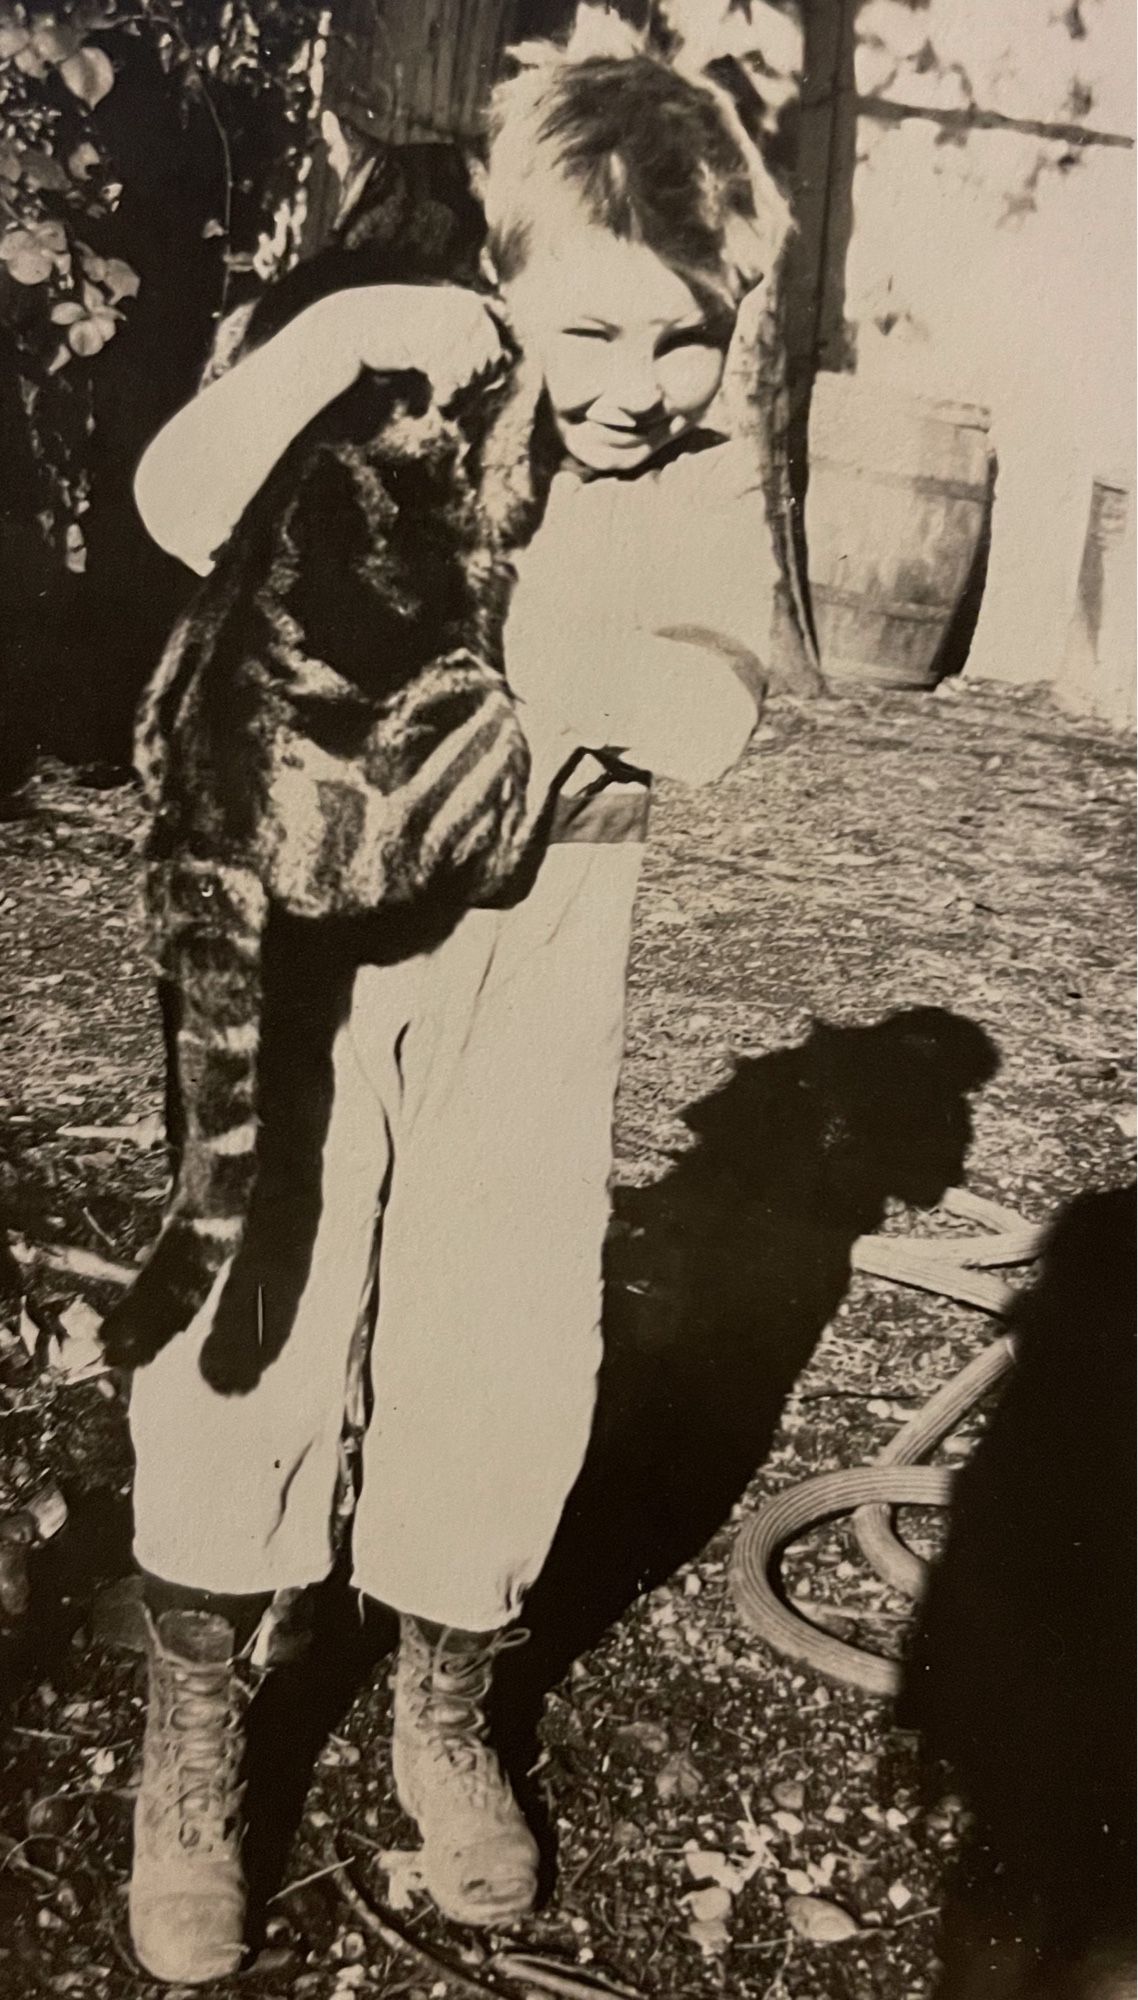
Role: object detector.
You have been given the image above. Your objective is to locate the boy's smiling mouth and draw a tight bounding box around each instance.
[565,408,686,470]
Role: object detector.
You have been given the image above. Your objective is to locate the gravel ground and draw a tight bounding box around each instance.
[0,676,1133,2000]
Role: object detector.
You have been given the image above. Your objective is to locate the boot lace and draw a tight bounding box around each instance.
[160,1658,247,1852]
[413,1627,529,1790]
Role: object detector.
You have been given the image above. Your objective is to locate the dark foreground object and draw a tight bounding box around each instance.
[901,1184,1137,2000]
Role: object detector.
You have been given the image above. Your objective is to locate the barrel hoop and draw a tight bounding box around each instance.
[812,585,952,624]
[808,459,988,503]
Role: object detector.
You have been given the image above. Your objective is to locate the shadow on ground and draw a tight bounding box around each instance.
[515,1005,999,1693]
[900,1183,1136,2000]
[4,1003,1003,1939]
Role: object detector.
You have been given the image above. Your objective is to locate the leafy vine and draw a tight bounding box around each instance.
[0,0,322,571]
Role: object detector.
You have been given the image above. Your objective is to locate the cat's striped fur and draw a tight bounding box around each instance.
[99,357,560,1394]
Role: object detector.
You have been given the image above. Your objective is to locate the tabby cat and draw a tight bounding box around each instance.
[99,346,561,1395]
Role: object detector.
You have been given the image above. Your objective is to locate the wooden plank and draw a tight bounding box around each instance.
[321,0,517,148]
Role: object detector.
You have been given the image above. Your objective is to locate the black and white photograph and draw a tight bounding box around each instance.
[0,2,1134,1995]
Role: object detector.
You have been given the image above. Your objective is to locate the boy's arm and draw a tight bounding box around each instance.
[134,301,358,575]
[506,466,773,786]
[525,628,764,787]
[134,285,504,575]
[509,588,765,787]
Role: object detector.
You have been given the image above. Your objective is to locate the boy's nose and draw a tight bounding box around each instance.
[608,349,664,419]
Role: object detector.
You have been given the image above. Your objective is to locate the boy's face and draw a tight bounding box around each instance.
[502,221,731,474]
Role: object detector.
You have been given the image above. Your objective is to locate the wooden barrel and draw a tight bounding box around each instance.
[804,377,994,689]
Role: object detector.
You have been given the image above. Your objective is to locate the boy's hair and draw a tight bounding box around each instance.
[484,9,792,311]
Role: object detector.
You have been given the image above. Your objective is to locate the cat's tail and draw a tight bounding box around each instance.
[99,856,267,1385]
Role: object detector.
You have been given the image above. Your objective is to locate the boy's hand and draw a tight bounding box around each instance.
[136,284,507,574]
[317,284,507,406]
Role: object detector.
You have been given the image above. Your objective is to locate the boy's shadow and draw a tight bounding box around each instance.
[246,1004,999,1921]
[503,1004,999,1721]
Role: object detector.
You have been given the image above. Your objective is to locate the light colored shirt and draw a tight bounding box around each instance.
[504,438,776,789]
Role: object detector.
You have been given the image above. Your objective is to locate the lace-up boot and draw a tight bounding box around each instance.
[392,1616,538,1926]
[129,1608,250,1983]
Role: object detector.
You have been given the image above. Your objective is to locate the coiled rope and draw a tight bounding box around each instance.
[729,1189,1041,1696]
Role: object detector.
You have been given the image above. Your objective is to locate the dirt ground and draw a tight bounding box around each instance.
[0,676,1133,2000]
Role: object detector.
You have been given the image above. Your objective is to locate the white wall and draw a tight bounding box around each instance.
[836,0,1135,721]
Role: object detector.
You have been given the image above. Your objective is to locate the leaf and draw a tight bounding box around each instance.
[24,1483,67,1540]
[58,43,114,107]
[0,23,31,60]
[68,141,101,181]
[31,19,84,64]
[784,1868,815,1895]
[685,1882,733,1957]
[65,522,87,573]
[0,146,19,182]
[656,1750,704,1801]
[2,228,37,263]
[6,246,54,285]
[685,1838,767,1897]
[2,221,67,272]
[686,1885,732,1925]
[50,302,86,325]
[613,1719,670,1761]
[785,1895,862,1943]
[48,1298,105,1379]
[101,256,138,301]
[738,1817,777,1862]
[772,1780,806,1812]
[67,314,111,356]
[685,1847,729,1883]
[19,150,69,193]
[13,41,47,76]
[377,1849,425,1913]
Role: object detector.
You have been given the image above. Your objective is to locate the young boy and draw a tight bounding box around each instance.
[124,12,795,1982]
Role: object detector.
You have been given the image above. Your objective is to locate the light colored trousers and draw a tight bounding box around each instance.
[130,841,642,1633]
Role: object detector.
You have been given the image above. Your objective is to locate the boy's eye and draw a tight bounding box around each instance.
[561,325,613,341]
[656,323,723,357]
